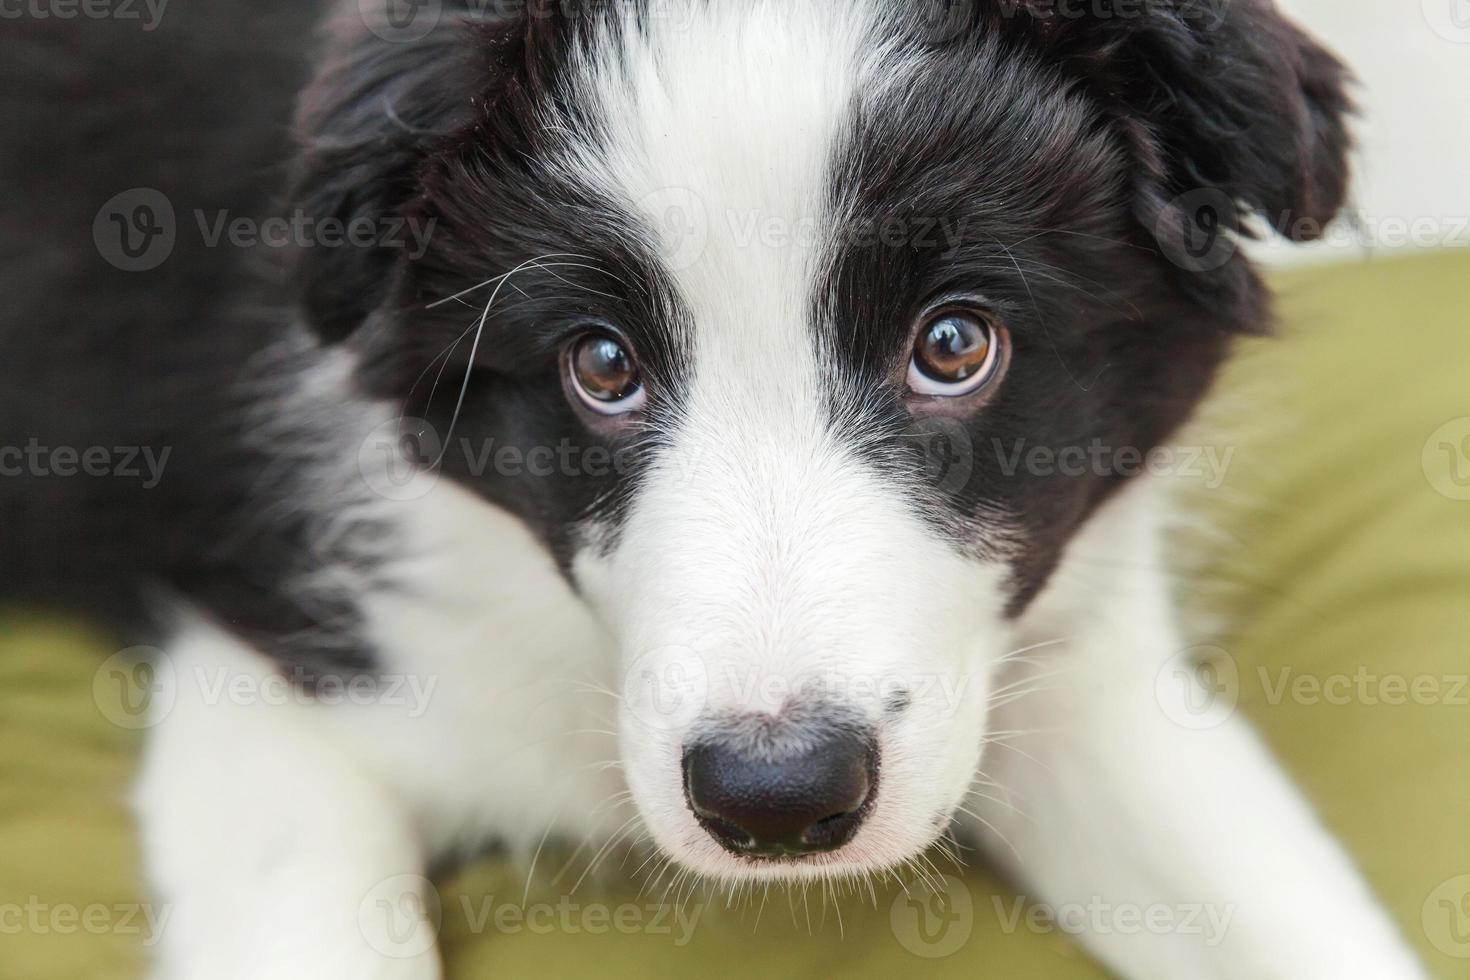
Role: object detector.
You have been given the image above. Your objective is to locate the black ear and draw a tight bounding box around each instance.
[1125,1,1354,244]
[289,4,531,342]
[996,0,1353,276]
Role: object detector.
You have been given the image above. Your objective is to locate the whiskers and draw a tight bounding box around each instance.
[387,254,622,468]
[982,636,1074,714]
[423,253,597,311]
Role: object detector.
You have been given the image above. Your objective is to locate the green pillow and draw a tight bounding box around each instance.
[2,251,1467,978]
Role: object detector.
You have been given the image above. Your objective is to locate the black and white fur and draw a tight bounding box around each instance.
[0,1,1425,977]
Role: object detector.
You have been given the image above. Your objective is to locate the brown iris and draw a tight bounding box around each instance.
[570,332,643,410]
[912,312,994,385]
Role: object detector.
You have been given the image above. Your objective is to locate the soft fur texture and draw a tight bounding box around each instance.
[0,1,1425,977]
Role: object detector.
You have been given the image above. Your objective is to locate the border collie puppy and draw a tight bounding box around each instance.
[0,1,1427,977]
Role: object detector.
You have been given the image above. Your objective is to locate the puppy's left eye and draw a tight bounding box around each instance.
[907,310,1004,397]
[568,331,647,415]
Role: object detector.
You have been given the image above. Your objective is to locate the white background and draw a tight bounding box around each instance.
[1257,0,1470,264]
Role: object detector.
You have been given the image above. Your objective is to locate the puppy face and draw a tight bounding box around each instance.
[296,0,1350,879]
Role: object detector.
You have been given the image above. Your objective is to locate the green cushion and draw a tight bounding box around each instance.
[3,251,1468,978]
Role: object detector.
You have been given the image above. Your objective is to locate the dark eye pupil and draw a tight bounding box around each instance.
[917,315,991,382]
[574,335,639,401]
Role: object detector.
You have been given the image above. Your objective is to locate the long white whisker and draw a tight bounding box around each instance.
[424,253,592,309]
[521,810,561,908]
[430,255,537,465]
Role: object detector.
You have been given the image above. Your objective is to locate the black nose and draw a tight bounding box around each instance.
[682,726,877,858]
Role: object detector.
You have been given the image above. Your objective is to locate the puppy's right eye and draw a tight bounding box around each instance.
[568,331,647,415]
[907,308,1006,398]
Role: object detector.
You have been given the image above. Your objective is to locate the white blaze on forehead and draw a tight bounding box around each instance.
[557,2,952,670]
[559,2,983,674]
[559,0,894,418]
[553,6,1011,879]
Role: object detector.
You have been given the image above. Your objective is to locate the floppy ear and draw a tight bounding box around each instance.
[997,0,1353,284]
[1124,1,1353,244]
[289,7,487,341]
[289,3,574,342]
